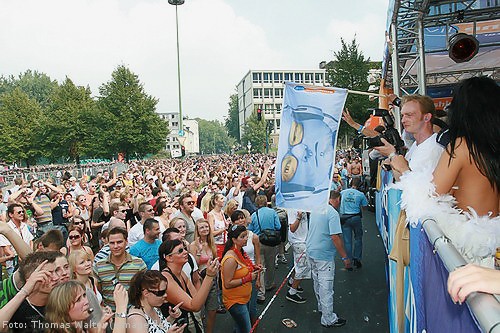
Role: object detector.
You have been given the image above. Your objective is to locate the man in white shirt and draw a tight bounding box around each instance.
[375,94,444,177]
[128,202,155,246]
[0,203,34,276]
[285,209,310,304]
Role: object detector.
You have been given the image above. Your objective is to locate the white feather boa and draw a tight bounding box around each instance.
[390,169,499,268]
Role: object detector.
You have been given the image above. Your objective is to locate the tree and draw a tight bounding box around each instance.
[0,70,58,109]
[225,93,239,142]
[326,37,379,141]
[40,78,103,164]
[241,110,266,153]
[196,118,235,154]
[0,88,44,165]
[98,65,169,161]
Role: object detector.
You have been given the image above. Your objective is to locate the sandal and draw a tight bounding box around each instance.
[282,318,297,328]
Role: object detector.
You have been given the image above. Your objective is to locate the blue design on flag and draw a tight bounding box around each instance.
[275,82,347,212]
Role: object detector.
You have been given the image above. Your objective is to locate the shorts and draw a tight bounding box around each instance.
[291,242,310,280]
[204,277,219,311]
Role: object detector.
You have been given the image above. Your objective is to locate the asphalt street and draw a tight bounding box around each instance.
[214,208,389,333]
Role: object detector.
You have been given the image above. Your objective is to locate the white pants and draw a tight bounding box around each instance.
[309,257,338,326]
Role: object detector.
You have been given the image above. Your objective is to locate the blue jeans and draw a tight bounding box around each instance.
[228,302,251,333]
[341,215,363,260]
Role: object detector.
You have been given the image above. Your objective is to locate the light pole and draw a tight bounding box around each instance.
[168,0,185,135]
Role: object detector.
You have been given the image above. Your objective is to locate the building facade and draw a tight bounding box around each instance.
[236,69,326,144]
[157,112,200,155]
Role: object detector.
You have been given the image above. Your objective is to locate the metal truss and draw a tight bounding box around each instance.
[385,0,500,96]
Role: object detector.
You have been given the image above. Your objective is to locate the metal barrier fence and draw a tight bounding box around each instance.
[0,164,117,188]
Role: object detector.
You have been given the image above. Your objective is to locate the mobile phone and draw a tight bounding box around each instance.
[174,317,187,326]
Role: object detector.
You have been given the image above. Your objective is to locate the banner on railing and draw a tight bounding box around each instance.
[275,82,346,212]
[376,169,482,333]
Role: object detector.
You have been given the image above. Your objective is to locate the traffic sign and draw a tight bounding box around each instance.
[178,129,185,137]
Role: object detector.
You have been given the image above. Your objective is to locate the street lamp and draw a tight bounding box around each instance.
[247,141,252,154]
[168,0,185,134]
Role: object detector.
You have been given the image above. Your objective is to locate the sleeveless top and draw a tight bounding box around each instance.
[221,254,251,310]
[242,230,256,264]
[128,307,170,333]
[210,210,227,245]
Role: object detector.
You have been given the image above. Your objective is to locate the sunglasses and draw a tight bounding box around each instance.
[147,289,167,297]
[69,235,81,240]
[184,201,195,205]
[74,221,85,225]
[168,246,188,256]
[146,208,154,213]
[14,210,25,214]
[120,209,128,213]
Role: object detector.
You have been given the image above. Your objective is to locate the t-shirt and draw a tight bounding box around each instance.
[0,221,34,269]
[130,239,161,269]
[287,209,308,244]
[306,205,342,261]
[128,222,144,247]
[0,273,19,307]
[9,299,45,333]
[340,188,368,215]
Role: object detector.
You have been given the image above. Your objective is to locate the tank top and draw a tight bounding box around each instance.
[211,210,227,245]
[128,307,171,333]
[221,254,251,310]
[242,230,256,264]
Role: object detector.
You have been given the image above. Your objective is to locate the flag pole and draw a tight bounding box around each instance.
[347,89,386,97]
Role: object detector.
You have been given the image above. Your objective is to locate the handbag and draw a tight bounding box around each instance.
[256,210,281,246]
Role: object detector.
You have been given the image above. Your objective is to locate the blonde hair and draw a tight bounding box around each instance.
[45,280,86,333]
[169,217,187,229]
[193,219,217,258]
[224,199,238,217]
[68,249,92,279]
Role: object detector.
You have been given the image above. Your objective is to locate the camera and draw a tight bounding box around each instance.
[365,109,405,154]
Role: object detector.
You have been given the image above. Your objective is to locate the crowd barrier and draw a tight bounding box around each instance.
[376,169,500,333]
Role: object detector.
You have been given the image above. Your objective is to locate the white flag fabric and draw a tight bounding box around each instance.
[275,82,347,212]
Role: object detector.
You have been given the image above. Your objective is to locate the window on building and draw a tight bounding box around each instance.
[276,119,281,129]
[264,88,273,98]
[171,114,175,119]
[294,73,303,83]
[274,73,283,83]
[263,72,272,83]
[252,72,262,83]
[305,73,313,83]
[274,88,283,98]
[255,103,263,111]
[284,72,293,82]
[253,88,262,99]
[264,104,273,111]
[315,73,324,83]
[172,122,178,127]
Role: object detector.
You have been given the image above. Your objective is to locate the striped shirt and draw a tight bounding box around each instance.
[93,244,130,265]
[34,194,52,224]
[93,253,146,311]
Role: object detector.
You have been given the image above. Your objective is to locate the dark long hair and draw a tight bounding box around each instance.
[222,224,247,258]
[129,270,167,308]
[447,76,500,190]
[158,239,183,271]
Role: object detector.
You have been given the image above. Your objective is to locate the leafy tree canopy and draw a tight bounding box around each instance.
[196,118,235,154]
[225,93,239,142]
[241,110,266,153]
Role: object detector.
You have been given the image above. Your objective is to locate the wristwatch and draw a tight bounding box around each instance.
[341,257,349,261]
[115,312,127,318]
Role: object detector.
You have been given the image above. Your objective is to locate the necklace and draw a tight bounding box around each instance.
[232,246,254,272]
[26,297,45,319]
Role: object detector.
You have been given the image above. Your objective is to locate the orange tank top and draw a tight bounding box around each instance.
[221,254,252,309]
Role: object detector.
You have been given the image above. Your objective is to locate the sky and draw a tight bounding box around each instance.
[0,0,389,121]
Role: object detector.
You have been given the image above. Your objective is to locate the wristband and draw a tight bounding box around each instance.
[206,273,216,278]
[388,152,397,159]
[357,125,364,134]
[341,257,349,261]
[241,273,252,284]
[115,312,127,318]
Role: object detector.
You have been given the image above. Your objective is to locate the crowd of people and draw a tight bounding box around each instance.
[0,76,498,333]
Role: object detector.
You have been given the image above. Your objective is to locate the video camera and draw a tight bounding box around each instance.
[364,108,405,154]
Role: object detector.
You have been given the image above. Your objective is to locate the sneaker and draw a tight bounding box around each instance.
[286,292,306,304]
[256,298,266,305]
[287,281,304,293]
[353,259,362,268]
[321,318,347,328]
